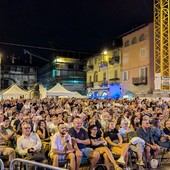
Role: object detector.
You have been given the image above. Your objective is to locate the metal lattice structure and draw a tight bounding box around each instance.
[154,0,169,90]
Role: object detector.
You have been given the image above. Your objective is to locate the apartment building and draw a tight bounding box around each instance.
[86,48,122,99]
[121,23,154,96]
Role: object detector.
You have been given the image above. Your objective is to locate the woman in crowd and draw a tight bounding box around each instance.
[130,115,140,131]
[37,120,50,141]
[65,114,73,130]
[36,120,51,155]
[104,121,129,168]
[89,124,122,170]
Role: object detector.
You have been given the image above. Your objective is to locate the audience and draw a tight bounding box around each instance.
[0,97,169,169]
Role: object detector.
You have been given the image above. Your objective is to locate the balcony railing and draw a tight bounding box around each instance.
[132,77,147,86]
[99,60,108,68]
[109,56,120,65]
[109,78,120,84]
[83,65,94,71]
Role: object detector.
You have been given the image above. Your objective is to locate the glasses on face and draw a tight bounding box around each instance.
[24,127,31,130]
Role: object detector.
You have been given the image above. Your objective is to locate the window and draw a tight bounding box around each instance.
[94,72,98,82]
[139,34,146,42]
[139,67,147,77]
[68,64,74,69]
[103,72,106,82]
[140,48,146,58]
[123,71,128,81]
[114,70,118,78]
[131,37,138,44]
[124,40,130,47]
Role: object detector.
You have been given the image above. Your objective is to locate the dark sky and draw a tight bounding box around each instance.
[0,0,153,59]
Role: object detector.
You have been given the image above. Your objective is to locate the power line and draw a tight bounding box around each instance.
[0,41,96,55]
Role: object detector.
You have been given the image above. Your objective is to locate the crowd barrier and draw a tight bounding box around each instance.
[9,158,67,170]
[0,159,4,170]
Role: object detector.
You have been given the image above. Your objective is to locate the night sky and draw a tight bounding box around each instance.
[0,0,153,61]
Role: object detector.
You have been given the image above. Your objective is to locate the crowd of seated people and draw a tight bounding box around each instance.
[0,97,170,170]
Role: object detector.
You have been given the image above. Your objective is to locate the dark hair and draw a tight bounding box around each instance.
[88,124,97,137]
[58,122,65,127]
[131,116,138,127]
[38,120,47,129]
[152,118,160,127]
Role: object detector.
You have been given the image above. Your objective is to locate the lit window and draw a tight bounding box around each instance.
[101,92,108,99]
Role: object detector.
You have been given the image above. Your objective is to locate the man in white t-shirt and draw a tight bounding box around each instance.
[49,122,77,170]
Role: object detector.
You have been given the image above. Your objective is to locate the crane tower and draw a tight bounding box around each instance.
[154,0,169,90]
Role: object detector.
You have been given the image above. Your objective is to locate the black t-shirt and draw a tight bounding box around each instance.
[164,128,170,136]
[69,127,89,149]
[89,135,104,149]
[104,129,119,141]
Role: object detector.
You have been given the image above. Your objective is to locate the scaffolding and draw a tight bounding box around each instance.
[154,0,170,90]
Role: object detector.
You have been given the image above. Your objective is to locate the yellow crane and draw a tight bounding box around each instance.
[154,0,169,90]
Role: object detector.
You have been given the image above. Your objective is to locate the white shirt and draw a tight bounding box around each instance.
[51,132,72,152]
[17,132,42,155]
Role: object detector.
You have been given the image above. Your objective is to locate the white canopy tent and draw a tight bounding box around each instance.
[0,84,29,100]
[47,83,74,97]
[29,84,47,99]
[74,91,88,99]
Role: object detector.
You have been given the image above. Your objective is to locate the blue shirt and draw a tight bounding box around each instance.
[69,127,89,149]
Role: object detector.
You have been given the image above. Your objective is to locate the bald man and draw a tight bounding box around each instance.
[69,118,100,170]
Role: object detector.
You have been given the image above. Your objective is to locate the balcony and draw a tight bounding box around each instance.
[109,56,120,65]
[109,78,120,84]
[132,77,147,86]
[83,65,94,71]
[99,60,108,68]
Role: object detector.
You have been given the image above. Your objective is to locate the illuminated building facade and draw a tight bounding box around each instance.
[38,56,86,94]
[86,48,122,99]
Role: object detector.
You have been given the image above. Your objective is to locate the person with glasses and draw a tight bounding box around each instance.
[17,122,47,163]
[88,124,122,170]
[137,119,160,168]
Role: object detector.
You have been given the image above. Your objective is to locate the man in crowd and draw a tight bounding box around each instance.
[49,122,78,170]
[137,119,160,167]
[69,118,100,170]
[17,122,47,164]
[0,124,15,164]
